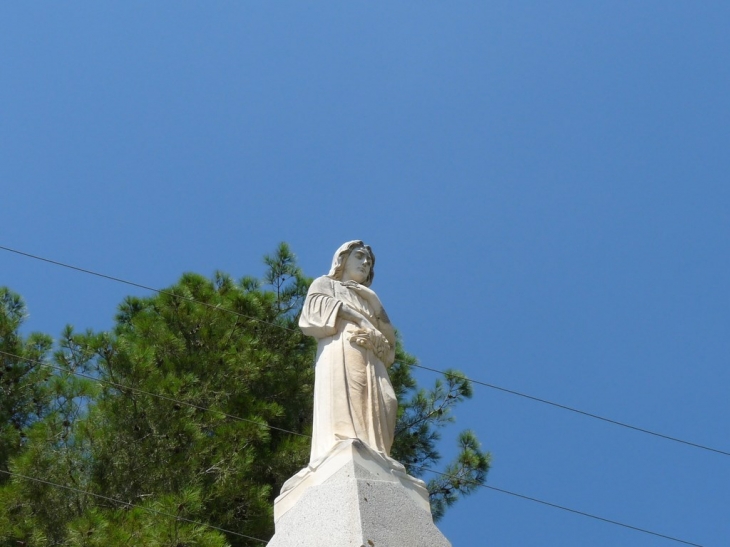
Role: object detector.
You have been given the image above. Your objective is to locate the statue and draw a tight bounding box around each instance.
[270,242,449,547]
[299,240,398,464]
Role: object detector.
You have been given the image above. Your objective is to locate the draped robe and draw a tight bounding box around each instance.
[299,275,397,464]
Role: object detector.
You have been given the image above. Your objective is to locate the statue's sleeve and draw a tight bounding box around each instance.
[299,277,342,339]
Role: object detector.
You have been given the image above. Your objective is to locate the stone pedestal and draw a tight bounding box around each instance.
[268,440,451,547]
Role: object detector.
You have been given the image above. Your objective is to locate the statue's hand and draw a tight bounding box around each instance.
[342,281,390,325]
[341,280,377,302]
[350,327,392,362]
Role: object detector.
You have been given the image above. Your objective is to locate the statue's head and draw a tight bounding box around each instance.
[328,240,375,287]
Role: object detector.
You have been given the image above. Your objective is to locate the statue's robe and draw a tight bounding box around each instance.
[299,275,397,464]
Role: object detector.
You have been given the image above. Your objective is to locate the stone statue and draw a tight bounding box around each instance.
[269,242,451,546]
[299,240,398,463]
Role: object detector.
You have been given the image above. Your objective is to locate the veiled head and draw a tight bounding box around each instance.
[328,240,375,287]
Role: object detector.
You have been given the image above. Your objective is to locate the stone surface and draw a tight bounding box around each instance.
[268,440,451,547]
[274,439,430,523]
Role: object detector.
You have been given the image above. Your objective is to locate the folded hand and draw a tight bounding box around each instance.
[350,327,392,362]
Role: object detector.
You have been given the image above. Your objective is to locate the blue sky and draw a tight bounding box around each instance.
[1,3,728,546]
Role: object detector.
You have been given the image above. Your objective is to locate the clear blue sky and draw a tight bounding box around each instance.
[2,3,728,546]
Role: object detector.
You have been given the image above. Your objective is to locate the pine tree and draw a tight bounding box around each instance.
[0,288,54,476]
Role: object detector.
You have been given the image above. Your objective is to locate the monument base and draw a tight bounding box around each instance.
[268,439,451,547]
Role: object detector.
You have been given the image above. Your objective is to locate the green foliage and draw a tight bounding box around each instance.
[425,430,491,521]
[0,288,53,481]
[0,244,490,545]
[390,365,491,521]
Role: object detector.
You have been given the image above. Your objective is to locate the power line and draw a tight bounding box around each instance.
[0,244,296,332]
[2,243,728,458]
[0,462,704,547]
[0,349,309,439]
[417,466,704,547]
[423,365,728,457]
[411,363,730,458]
[0,469,268,544]
[0,350,704,545]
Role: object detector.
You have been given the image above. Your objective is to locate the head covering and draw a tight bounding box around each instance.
[327,240,375,287]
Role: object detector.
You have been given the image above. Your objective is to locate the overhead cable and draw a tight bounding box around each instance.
[411,363,730,458]
[0,349,703,545]
[0,459,703,546]
[417,466,704,547]
[0,244,295,332]
[0,469,268,544]
[0,349,308,439]
[2,243,727,459]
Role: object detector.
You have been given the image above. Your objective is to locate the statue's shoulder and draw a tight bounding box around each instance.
[309,275,336,294]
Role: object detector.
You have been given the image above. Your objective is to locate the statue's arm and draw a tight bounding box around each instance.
[338,303,377,331]
[338,282,396,366]
[300,277,377,338]
[340,281,396,349]
[299,277,343,338]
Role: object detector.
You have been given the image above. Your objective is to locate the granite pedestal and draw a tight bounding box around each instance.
[268,440,451,547]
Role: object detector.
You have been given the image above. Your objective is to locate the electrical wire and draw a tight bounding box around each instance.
[0,349,309,439]
[2,243,728,458]
[0,244,296,332]
[0,349,705,546]
[3,242,728,459]
[0,469,268,544]
[416,466,704,547]
[410,363,730,457]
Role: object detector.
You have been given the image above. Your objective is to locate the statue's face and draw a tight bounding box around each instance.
[341,246,372,284]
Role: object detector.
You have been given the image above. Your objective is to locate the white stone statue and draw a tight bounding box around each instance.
[269,242,451,546]
[299,240,398,463]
